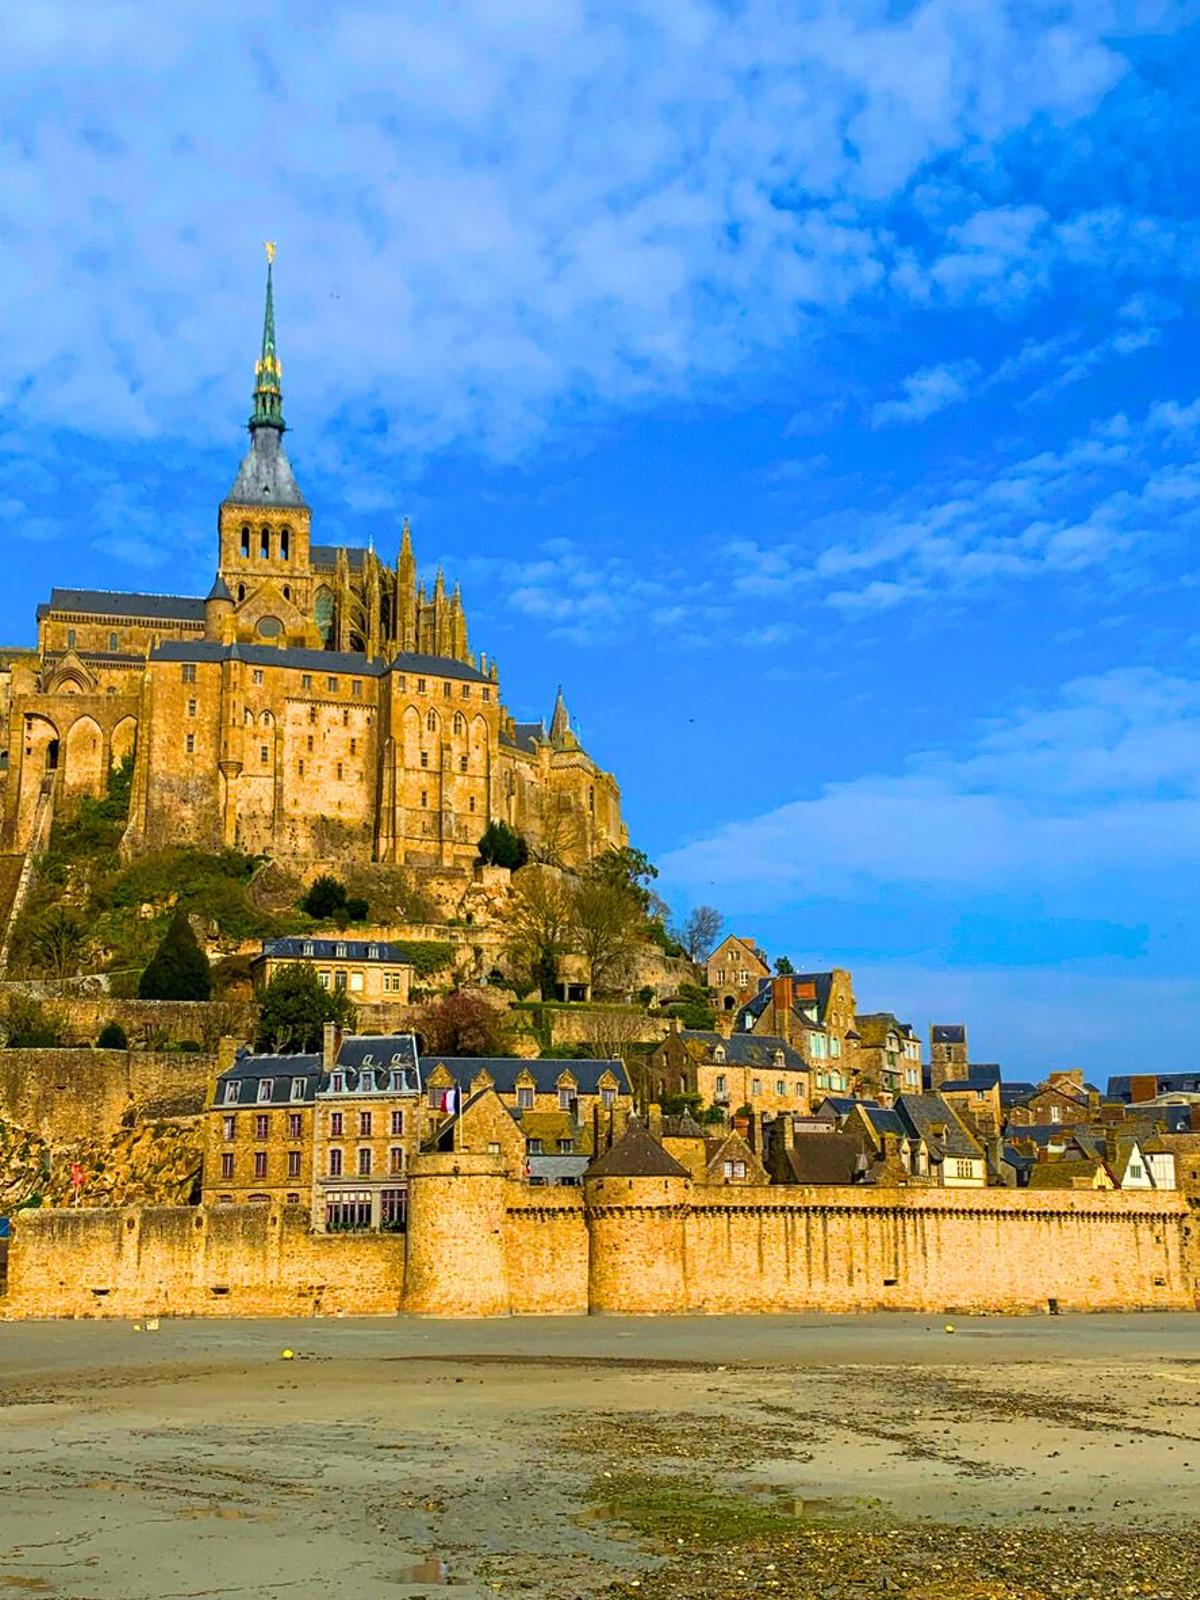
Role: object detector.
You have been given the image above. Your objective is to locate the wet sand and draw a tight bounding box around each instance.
[0,1314,1197,1598]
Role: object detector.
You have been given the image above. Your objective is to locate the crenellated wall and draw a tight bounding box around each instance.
[3,1170,1197,1319]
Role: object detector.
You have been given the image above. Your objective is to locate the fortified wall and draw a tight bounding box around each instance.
[0,1047,212,1143]
[5,1156,1197,1318]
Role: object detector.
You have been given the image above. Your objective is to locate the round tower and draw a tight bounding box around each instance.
[205,575,234,642]
[584,1120,692,1313]
[403,1150,510,1316]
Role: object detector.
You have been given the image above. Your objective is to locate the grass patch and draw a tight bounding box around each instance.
[588,1471,805,1548]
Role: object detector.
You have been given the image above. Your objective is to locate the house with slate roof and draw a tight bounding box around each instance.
[0,252,625,872]
[893,1093,987,1187]
[646,1025,814,1118]
[254,935,415,1007]
[421,1054,631,1125]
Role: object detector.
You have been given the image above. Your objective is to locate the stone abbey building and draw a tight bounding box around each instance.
[0,258,625,867]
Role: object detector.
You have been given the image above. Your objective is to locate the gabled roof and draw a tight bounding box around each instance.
[39,587,207,623]
[588,1119,689,1179]
[855,1012,917,1047]
[965,1063,1002,1088]
[815,1095,879,1119]
[932,1024,966,1045]
[782,1133,863,1185]
[895,1094,983,1160]
[501,720,547,754]
[860,1105,906,1137]
[432,1056,629,1098]
[335,1034,419,1078]
[1107,1072,1200,1102]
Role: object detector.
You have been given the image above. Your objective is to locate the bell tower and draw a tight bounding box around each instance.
[217,245,319,647]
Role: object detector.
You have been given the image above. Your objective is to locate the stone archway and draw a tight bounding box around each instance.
[111,715,137,769]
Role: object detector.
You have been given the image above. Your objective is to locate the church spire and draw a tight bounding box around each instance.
[250,243,284,431]
[550,685,571,745]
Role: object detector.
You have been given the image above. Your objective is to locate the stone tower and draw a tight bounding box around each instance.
[584,1120,692,1313]
[930,1023,968,1089]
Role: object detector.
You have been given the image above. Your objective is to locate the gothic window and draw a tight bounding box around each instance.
[425,711,437,733]
[452,712,465,735]
[67,629,75,648]
[240,525,251,558]
[109,632,118,651]
[260,526,270,560]
[238,584,246,602]
[260,711,271,726]
[314,588,334,647]
[280,526,290,561]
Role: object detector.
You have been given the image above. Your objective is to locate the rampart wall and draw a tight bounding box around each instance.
[4,1171,1196,1319]
[0,1048,212,1141]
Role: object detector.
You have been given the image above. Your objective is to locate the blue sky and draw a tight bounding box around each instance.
[2,1,1199,1075]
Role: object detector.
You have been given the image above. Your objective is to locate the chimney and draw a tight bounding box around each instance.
[771,975,795,1025]
[1192,1104,1200,1134]
[667,1015,682,1035]
[217,1034,240,1072]
[732,1110,750,1139]
[322,1021,338,1070]
[713,1010,736,1038]
[647,1102,664,1140]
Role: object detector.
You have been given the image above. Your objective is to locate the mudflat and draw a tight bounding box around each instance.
[0,1314,1198,1599]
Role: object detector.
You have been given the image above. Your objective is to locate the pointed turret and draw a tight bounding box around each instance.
[549,686,571,747]
[224,245,305,509]
[449,582,469,662]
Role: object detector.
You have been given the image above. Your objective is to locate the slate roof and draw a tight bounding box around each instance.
[501,720,547,754]
[335,1034,420,1080]
[1004,1124,1077,1148]
[429,1056,630,1098]
[1001,1144,1036,1174]
[1107,1072,1200,1102]
[932,1024,966,1044]
[150,639,489,682]
[207,575,233,602]
[939,1078,994,1094]
[894,1094,983,1161]
[216,1051,322,1105]
[587,1118,689,1179]
[815,1095,879,1119]
[855,1012,917,1047]
[965,1063,1002,1088]
[679,1030,806,1071]
[1027,1160,1107,1190]
[310,544,367,571]
[262,936,416,965]
[38,588,207,623]
[1000,1081,1039,1106]
[783,1133,864,1185]
[861,1106,907,1138]
[225,427,306,507]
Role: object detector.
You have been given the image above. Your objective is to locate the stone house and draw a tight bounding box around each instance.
[853,1013,923,1103]
[733,971,858,1090]
[938,1076,1002,1139]
[840,1102,935,1186]
[426,1086,591,1185]
[203,1048,321,1208]
[421,1054,630,1125]
[645,1027,813,1117]
[929,1023,968,1089]
[253,936,414,1007]
[706,935,770,1013]
[309,1035,426,1230]
[1005,1071,1099,1129]
[893,1093,987,1187]
[656,1113,768,1185]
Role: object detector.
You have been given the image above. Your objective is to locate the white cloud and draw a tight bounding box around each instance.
[659,666,1200,908]
[0,0,1155,457]
[869,360,978,426]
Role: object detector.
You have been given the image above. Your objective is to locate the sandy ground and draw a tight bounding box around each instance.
[0,1314,1198,1599]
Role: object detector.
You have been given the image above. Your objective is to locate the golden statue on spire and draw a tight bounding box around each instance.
[264,240,276,264]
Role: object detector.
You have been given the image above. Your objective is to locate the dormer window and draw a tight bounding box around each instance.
[773,1050,785,1068]
[302,941,314,956]
[368,944,378,959]
[360,1070,375,1093]
[335,943,346,958]
[713,1045,726,1064]
[257,1078,274,1102]
[223,1081,239,1105]
[330,1072,345,1093]
[517,1085,534,1110]
[290,1077,306,1101]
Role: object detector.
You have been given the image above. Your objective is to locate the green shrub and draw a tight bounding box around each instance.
[392,940,454,978]
[477,820,528,870]
[256,964,355,1053]
[301,875,347,920]
[345,896,369,922]
[96,1021,129,1050]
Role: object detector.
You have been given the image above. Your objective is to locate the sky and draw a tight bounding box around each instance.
[2,0,1199,1077]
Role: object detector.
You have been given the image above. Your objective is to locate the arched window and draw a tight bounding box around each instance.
[452,712,465,735]
[282,585,290,600]
[260,526,270,560]
[237,583,246,602]
[426,710,437,733]
[314,588,334,647]
[240,524,250,558]
[280,526,290,561]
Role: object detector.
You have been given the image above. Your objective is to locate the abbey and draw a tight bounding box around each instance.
[0,258,625,867]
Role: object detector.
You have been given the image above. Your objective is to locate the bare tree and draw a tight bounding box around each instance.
[570,877,643,996]
[677,905,723,963]
[502,865,576,997]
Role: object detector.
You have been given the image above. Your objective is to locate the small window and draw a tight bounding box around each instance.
[558,1138,574,1153]
[327,676,339,693]
[469,797,475,813]
[223,1081,239,1105]
[261,746,269,764]
[335,943,346,958]
[352,679,362,697]
[420,790,427,808]
[417,677,426,693]
[302,941,314,956]
[453,713,464,735]
[527,1139,543,1155]
[350,738,357,756]
[287,1150,301,1178]
[367,944,378,959]
[252,669,264,686]
[220,1152,234,1179]
[517,1086,534,1110]
[290,1077,306,1101]
[253,1151,267,1179]
[255,1113,269,1140]
[181,663,196,684]
[420,751,429,768]
[260,527,270,560]
[336,763,343,781]
[187,698,197,717]
[109,631,119,651]
[461,684,470,699]
[390,1109,404,1136]
[288,1112,303,1138]
[258,1079,274,1102]
[280,526,290,560]
[308,705,317,724]
[443,682,451,699]
[359,1111,372,1136]
[301,673,312,690]
[342,708,349,727]
[185,734,195,754]
[482,686,491,701]
[298,759,304,776]
[67,628,76,648]
[222,1115,236,1140]
[329,1149,343,1177]
[601,1087,616,1108]
[389,1146,404,1175]
[459,755,468,772]
[358,1148,372,1176]
[426,710,437,732]
[306,735,313,752]
[240,524,250,558]
[558,1087,574,1109]
[330,1111,343,1136]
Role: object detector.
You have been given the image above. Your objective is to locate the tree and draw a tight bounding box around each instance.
[667,982,716,1030]
[676,905,723,963]
[25,906,88,978]
[301,875,347,920]
[570,876,643,996]
[97,1021,129,1050]
[775,955,795,975]
[139,910,212,1001]
[345,896,369,922]
[410,991,517,1057]
[587,846,658,914]
[477,820,528,871]
[0,994,64,1048]
[533,791,589,868]
[256,963,356,1053]
[502,865,575,997]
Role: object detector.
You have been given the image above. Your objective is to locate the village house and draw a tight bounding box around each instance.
[428,1085,594,1185]
[733,973,859,1093]
[253,935,415,1007]
[310,1035,425,1230]
[1005,1069,1100,1129]
[929,1023,968,1089]
[421,1054,631,1124]
[203,1047,321,1208]
[645,1027,814,1117]
[654,1111,769,1186]
[853,1013,923,1103]
[706,934,770,1013]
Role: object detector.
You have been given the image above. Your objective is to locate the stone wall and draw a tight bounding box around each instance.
[4,1176,1195,1319]
[2,1204,403,1318]
[0,1048,213,1142]
[40,997,255,1050]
